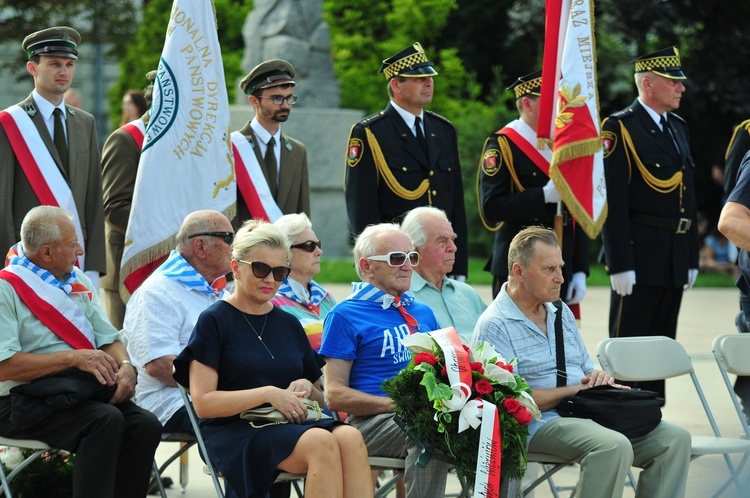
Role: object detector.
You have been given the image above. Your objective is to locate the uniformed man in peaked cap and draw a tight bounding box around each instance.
[478,70,589,306]
[0,26,105,288]
[232,59,310,227]
[344,42,469,278]
[601,46,699,398]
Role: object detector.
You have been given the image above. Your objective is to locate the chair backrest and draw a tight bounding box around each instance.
[598,336,726,438]
[597,336,693,381]
[713,334,750,438]
[713,334,750,376]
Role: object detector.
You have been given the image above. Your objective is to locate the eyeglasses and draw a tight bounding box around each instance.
[257,95,298,105]
[237,260,291,282]
[188,232,234,244]
[367,251,419,267]
[291,240,322,253]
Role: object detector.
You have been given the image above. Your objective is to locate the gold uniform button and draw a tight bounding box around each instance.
[680,208,685,213]
[402,167,407,171]
[655,163,661,168]
[429,170,434,176]
[532,172,537,176]
[432,190,437,196]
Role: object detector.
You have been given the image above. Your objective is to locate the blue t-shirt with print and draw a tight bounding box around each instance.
[320,299,439,397]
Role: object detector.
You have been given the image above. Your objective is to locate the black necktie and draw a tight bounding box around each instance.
[415,116,427,155]
[264,136,277,197]
[660,115,680,154]
[53,108,68,173]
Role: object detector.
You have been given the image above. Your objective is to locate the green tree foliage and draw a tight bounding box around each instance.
[109,0,252,128]
[0,0,138,79]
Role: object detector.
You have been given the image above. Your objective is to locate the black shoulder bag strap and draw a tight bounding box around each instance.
[553,299,566,387]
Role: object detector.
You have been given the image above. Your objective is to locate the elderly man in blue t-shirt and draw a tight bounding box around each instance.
[320,223,450,498]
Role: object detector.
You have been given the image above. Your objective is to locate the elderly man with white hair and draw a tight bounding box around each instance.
[401,206,486,343]
[320,223,450,498]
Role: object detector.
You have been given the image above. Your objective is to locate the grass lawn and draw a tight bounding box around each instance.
[319,258,737,288]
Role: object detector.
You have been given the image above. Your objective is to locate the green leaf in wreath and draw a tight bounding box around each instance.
[420,372,453,401]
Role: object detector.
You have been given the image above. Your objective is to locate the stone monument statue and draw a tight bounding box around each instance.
[233,0,360,258]
[241,0,340,108]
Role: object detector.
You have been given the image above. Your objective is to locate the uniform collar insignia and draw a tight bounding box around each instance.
[66,105,76,116]
[24,102,37,117]
[246,134,255,148]
[283,136,292,152]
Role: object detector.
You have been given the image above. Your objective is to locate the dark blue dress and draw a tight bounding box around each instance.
[174,301,332,498]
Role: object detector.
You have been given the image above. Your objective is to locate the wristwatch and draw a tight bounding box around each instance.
[119,359,138,380]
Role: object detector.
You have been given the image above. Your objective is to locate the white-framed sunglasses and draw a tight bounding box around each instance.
[367,251,419,267]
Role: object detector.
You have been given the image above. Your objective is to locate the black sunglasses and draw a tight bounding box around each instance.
[237,260,291,282]
[188,231,234,244]
[291,240,322,253]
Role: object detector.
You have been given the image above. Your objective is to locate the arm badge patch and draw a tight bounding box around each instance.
[602,131,617,159]
[347,138,363,167]
[481,149,501,176]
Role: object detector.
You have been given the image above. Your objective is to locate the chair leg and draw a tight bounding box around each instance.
[0,459,13,498]
[151,460,168,498]
[179,442,189,493]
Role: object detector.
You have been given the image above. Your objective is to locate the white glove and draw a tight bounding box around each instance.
[684,268,698,290]
[84,270,100,291]
[565,272,587,304]
[610,270,636,296]
[542,180,561,204]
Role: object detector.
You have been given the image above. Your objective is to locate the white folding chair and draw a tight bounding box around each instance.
[177,384,305,498]
[713,334,750,439]
[598,335,750,498]
[0,437,51,497]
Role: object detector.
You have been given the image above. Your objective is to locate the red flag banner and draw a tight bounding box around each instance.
[538,0,607,239]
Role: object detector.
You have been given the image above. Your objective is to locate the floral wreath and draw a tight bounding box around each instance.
[382,328,540,493]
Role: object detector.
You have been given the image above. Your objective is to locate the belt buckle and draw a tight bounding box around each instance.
[676,218,691,234]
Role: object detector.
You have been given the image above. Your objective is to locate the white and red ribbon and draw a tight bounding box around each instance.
[473,401,502,498]
[231,131,283,222]
[0,266,95,349]
[0,106,86,269]
[429,328,473,399]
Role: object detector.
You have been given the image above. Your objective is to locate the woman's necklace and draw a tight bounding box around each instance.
[241,310,274,359]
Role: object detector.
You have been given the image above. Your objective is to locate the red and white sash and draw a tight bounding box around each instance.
[0,266,95,350]
[231,131,283,222]
[498,119,553,177]
[121,119,146,149]
[0,105,86,269]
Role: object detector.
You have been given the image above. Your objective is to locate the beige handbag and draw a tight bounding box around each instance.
[240,398,331,428]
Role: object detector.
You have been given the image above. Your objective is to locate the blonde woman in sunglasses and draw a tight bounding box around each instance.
[173,220,373,498]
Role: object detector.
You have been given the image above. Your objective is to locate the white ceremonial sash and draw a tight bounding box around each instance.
[0,266,96,349]
[0,106,86,269]
[501,118,554,176]
[231,131,283,221]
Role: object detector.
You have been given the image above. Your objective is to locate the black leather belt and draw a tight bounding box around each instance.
[631,212,692,234]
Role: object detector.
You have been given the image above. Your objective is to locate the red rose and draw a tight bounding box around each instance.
[512,406,532,426]
[474,378,494,395]
[470,362,485,374]
[440,367,447,377]
[503,398,521,414]
[496,361,514,373]
[414,352,439,366]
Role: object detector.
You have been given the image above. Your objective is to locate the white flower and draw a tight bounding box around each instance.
[483,362,517,387]
[0,446,25,470]
[401,333,434,354]
[518,391,542,421]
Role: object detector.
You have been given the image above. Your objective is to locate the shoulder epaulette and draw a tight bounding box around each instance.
[740,119,750,132]
[425,109,455,128]
[360,111,386,126]
[667,112,687,125]
[610,107,635,120]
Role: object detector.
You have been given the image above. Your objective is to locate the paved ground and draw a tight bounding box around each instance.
[154,286,750,497]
